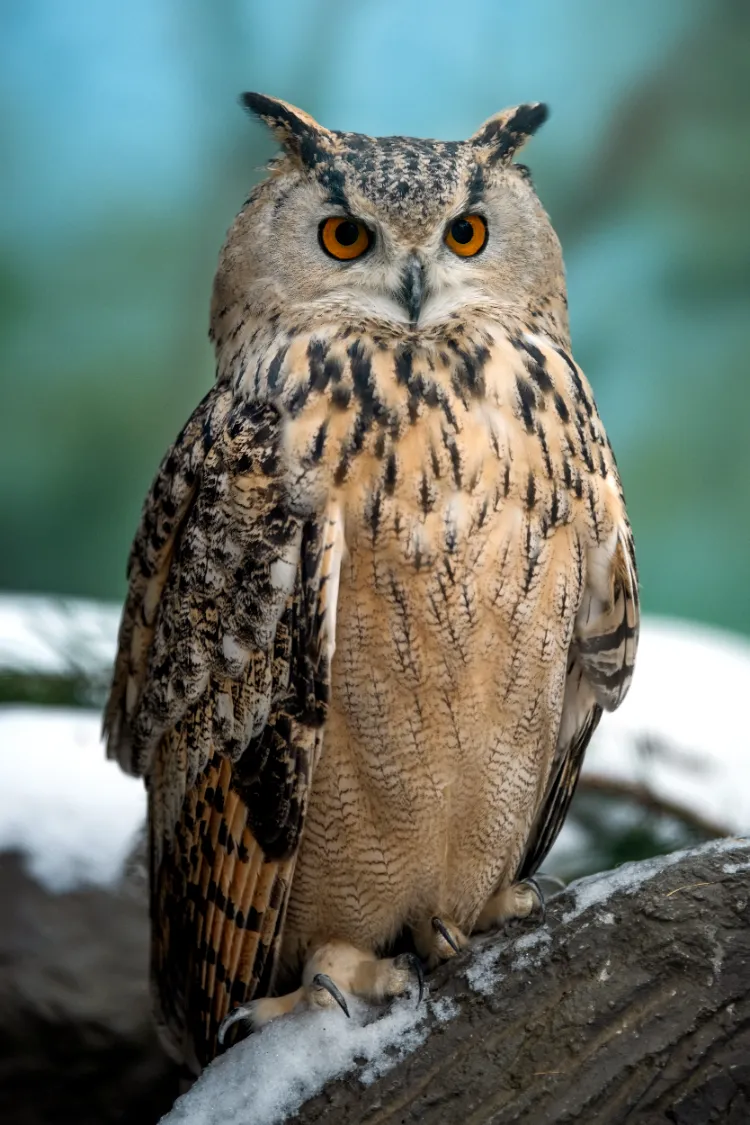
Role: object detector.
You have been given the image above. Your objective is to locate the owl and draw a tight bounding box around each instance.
[105,94,638,1074]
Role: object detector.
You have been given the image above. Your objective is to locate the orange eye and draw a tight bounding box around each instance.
[319,217,372,261]
[444,214,488,257]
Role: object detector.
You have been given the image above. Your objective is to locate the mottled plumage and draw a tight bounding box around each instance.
[105,94,638,1073]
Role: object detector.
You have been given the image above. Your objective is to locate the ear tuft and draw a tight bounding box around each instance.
[470,102,549,162]
[240,93,332,166]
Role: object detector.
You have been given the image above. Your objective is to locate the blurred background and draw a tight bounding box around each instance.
[2,0,750,626]
[0,2,748,1122]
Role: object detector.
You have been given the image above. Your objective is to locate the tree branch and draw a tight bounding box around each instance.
[577,772,733,839]
[170,839,750,1124]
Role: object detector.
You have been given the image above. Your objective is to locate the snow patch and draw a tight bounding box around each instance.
[514,927,552,954]
[464,944,505,997]
[562,837,747,924]
[162,993,457,1125]
[510,928,553,972]
[0,706,144,891]
[465,925,552,995]
[580,617,750,835]
[430,994,460,1023]
[723,861,750,875]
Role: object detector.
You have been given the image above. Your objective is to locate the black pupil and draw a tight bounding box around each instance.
[451,218,475,244]
[335,221,360,246]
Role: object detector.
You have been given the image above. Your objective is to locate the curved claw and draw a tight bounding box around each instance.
[521,877,546,923]
[431,915,461,955]
[395,951,424,1006]
[218,1004,252,1047]
[312,972,350,1018]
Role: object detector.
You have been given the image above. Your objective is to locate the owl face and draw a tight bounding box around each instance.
[214,96,564,334]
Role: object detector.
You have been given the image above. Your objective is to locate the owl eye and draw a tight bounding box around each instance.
[444,214,488,257]
[319,217,372,261]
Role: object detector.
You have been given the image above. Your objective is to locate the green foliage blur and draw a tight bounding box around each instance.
[1,0,749,637]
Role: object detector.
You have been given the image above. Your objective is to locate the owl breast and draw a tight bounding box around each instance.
[279,334,583,963]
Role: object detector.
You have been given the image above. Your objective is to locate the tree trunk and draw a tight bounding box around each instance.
[289,839,750,1125]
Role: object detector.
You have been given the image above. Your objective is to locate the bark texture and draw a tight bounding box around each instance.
[290,839,750,1125]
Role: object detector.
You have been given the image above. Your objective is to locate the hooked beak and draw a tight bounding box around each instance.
[398,254,427,323]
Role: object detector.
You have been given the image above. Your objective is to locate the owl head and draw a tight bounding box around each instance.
[212,94,565,337]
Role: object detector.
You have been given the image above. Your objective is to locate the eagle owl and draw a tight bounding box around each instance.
[105,94,638,1074]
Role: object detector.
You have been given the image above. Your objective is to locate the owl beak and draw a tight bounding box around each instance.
[398,254,427,324]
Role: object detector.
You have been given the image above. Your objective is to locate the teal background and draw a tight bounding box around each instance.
[1,0,748,635]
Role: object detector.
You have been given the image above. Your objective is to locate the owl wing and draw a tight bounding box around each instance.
[519,524,639,881]
[513,341,640,881]
[104,383,339,1070]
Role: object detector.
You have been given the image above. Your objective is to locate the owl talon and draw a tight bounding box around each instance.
[217,1004,252,1046]
[521,877,546,922]
[432,915,461,955]
[311,972,350,1017]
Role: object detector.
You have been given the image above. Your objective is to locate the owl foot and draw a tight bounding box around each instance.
[473,879,544,933]
[413,915,469,968]
[219,941,424,1036]
[304,942,423,1011]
